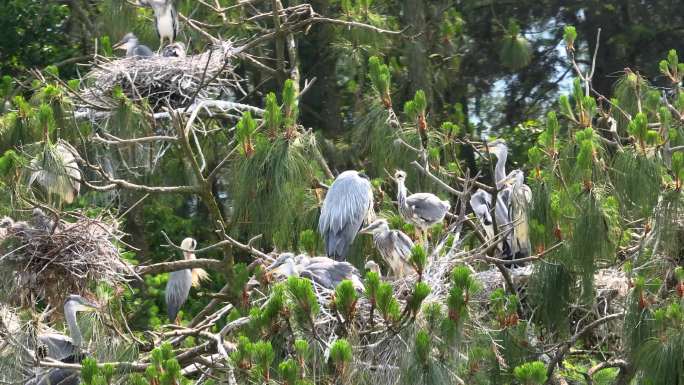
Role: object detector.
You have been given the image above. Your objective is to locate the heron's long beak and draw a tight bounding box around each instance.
[359,224,375,234]
[499,174,517,187]
[78,300,99,312]
[112,41,125,50]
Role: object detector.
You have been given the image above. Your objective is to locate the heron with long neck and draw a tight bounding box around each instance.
[394,170,451,246]
[165,237,209,324]
[28,295,98,385]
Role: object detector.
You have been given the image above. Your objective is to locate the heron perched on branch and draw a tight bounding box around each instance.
[475,139,509,189]
[27,295,98,385]
[394,170,450,245]
[318,170,374,260]
[268,253,365,292]
[140,0,180,48]
[501,169,532,259]
[113,33,154,58]
[359,218,414,278]
[165,237,209,323]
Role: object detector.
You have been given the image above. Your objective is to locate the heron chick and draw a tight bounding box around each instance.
[162,41,186,58]
[113,33,154,58]
[165,237,209,323]
[364,260,381,277]
[360,218,414,278]
[394,170,451,245]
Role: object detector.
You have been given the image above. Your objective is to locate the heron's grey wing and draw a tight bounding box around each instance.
[37,334,74,361]
[510,185,532,257]
[165,269,192,320]
[391,230,414,261]
[318,172,373,259]
[171,5,179,38]
[135,45,155,57]
[35,368,79,385]
[406,193,449,223]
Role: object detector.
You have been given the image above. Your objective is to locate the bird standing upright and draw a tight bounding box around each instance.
[141,0,180,49]
[394,170,450,246]
[165,237,209,324]
[501,169,532,260]
[318,170,374,260]
[359,218,414,278]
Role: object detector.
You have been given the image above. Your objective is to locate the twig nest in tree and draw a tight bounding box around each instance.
[0,211,133,309]
[80,41,239,111]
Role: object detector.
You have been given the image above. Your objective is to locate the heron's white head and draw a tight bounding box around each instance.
[359,218,390,234]
[501,169,525,187]
[394,170,407,182]
[64,295,98,314]
[364,260,381,275]
[272,255,300,278]
[475,139,507,159]
[181,237,198,260]
[113,33,138,51]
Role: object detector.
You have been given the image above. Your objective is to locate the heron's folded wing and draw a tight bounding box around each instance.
[165,269,192,320]
[406,193,449,223]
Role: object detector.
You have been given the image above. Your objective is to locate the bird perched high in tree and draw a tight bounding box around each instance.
[501,169,532,260]
[165,237,209,323]
[394,170,450,245]
[318,170,374,260]
[140,0,180,49]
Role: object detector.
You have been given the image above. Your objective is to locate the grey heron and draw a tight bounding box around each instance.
[359,219,414,278]
[31,208,56,233]
[501,169,532,259]
[36,295,98,363]
[165,237,209,323]
[141,0,180,48]
[469,188,516,256]
[364,260,381,276]
[394,170,451,244]
[318,170,374,260]
[113,33,154,58]
[475,139,509,189]
[268,253,365,292]
[161,42,186,58]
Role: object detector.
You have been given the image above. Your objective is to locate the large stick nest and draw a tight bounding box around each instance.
[80,41,240,111]
[0,210,133,309]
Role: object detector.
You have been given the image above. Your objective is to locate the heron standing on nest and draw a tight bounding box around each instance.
[394,170,451,246]
[359,218,414,278]
[141,0,180,49]
[318,170,374,260]
[165,237,209,324]
[113,33,154,58]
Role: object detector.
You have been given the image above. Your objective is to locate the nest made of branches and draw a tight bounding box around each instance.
[0,211,133,310]
[80,41,240,111]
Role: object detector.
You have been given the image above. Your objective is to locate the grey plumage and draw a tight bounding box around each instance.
[32,208,55,232]
[360,219,414,278]
[114,33,154,58]
[394,170,450,233]
[30,368,79,385]
[165,237,206,321]
[166,269,192,320]
[26,296,96,385]
[269,253,365,292]
[318,170,374,260]
[142,0,180,47]
[162,42,186,57]
[503,170,532,258]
